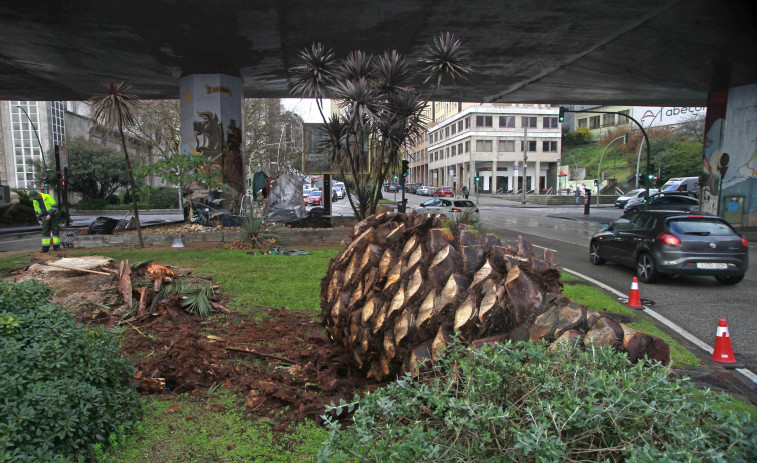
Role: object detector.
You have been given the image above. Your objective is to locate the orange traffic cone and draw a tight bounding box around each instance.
[712,319,742,368]
[627,277,642,308]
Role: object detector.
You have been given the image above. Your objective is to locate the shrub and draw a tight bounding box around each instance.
[105,194,120,205]
[0,280,141,462]
[146,186,179,209]
[319,340,757,462]
[13,190,33,208]
[76,197,109,210]
[563,126,594,146]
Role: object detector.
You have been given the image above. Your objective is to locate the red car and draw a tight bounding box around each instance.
[305,191,323,205]
[433,187,454,197]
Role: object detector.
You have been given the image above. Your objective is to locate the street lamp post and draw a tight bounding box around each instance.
[16,105,49,192]
[560,108,652,209]
[596,134,627,205]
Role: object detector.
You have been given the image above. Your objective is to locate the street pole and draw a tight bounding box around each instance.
[635,137,645,188]
[522,125,528,204]
[16,105,49,192]
[596,135,626,206]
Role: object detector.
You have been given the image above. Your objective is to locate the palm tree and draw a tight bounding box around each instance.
[90,81,144,247]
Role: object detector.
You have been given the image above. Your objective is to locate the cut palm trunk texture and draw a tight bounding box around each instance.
[321,212,670,381]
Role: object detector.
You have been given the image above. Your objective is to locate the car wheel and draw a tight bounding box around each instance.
[715,274,744,285]
[636,252,658,283]
[589,241,606,265]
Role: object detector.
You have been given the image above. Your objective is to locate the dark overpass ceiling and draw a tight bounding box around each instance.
[0,0,755,105]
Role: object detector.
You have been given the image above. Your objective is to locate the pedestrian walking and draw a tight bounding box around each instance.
[462,185,469,199]
[31,191,61,252]
[574,187,581,205]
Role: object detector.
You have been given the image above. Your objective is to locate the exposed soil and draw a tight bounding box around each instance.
[9,254,379,426]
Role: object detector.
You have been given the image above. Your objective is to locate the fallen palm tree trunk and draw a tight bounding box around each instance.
[321,212,670,381]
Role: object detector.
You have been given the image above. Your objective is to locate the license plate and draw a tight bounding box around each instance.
[696,263,727,269]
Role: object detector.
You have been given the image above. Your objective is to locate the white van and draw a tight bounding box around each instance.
[660,177,699,196]
[333,182,346,199]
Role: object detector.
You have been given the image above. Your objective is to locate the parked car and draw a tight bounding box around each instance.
[304,191,323,206]
[384,183,398,192]
[417,185,431,196]
[589,210,748,284]
[415,198,480,220]
[615,188,646,208]
[624,191,697,213]
[406,183,418,194]
[433,186,454,197]
[302,188,312,198]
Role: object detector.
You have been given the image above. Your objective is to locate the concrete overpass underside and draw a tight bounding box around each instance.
[1,0,755,105]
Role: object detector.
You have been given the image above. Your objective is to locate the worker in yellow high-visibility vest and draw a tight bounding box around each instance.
[31,191,61,252]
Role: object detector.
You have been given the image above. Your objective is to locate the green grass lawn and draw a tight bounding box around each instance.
[563,144,632,181]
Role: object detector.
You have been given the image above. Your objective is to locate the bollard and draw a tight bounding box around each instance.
[584,191,591,215]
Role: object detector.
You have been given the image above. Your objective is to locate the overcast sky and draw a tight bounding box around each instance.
[281,98,330,123]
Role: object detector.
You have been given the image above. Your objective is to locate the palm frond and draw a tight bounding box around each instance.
[158,279,214,317]
[420,32,473,86]
[372,50,412,94]
[89,81,138,128]
[289,43,337,99]
[338,50,372,81]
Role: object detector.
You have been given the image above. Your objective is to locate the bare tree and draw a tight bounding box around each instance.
[90,82,144,247]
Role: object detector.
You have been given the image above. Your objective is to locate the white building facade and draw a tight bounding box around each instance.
[427,104,562,194]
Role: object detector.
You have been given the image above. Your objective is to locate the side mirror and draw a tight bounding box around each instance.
[602,223,610,230]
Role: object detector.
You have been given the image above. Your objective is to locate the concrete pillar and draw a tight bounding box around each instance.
[535,160,541,193]
[492,159,498,194]
[180,74,244,197]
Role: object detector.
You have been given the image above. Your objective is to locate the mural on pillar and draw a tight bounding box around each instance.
[180,74,244,197]
[701,84,757,226]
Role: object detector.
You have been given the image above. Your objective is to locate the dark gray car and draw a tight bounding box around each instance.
[589,211,749,284]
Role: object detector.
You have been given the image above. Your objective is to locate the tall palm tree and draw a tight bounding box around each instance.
[90,81,144,247]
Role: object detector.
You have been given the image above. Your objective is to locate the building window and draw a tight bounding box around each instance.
[522,116,537,128]
[465,141,470,152]
[543,117,558,129]
[465,117,470,128]
[520,140,537,152]
[445,127,450,137]
[51,101,66,147]
[618,110,630,120]
[602,114,615,126]
[499,116,515,128]
[499,140,515,152]
[589,116,600,129]
[476,116,493,127]
[578,118,588,128]
[451,145,457,156]
[458,121,463,131]
[10,101,44,190]
[543,141,558,152]
[451,124,456,135]
[459,143,464,154]
[476,140,493,152]
[446,148,450,158]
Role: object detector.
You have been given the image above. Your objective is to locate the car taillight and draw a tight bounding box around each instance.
[450,208,462,212]
[657,233,681,246]
[741,236,749,247]
[474,209,479,213]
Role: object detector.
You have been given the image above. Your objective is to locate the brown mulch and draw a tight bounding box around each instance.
[8,253,379,426]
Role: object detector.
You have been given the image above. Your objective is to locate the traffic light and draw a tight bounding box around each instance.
[474,176,480,182]
[594,180,600,187]
[401,160,409,178]
[653,173,658,183]
[558,107,565,123]
[393,173,398,180]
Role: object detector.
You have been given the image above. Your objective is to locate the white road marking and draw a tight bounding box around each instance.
[562,267,757,386]
[532,244,559,253]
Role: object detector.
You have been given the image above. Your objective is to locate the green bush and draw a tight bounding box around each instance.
[76,198,109,210]
[13,190,33,208]
[563,126,594,146]
[0,280,141,462]
[319,340,757,462]
[146,186,179,209]
[105,194,120,205]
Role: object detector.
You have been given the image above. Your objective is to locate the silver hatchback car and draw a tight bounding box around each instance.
[590,210,749,284]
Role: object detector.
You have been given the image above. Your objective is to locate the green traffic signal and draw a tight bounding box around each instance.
[558,107,565,123]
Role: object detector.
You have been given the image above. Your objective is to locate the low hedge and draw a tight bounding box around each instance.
[319,340,757,462]
[0,280,141,462]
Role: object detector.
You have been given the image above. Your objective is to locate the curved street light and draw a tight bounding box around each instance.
[16,104,49,192]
